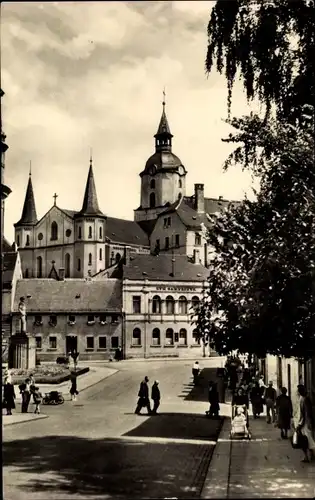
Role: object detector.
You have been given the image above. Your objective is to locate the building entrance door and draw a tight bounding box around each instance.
[66,335,78,354]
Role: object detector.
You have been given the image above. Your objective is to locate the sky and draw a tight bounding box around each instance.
[2,1,260,242]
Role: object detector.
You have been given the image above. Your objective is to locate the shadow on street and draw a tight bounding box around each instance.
[124,412,223,441]
[3,423,222,499]
[178,368,218,402]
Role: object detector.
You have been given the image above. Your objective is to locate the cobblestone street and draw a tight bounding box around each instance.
[3,359,223,499]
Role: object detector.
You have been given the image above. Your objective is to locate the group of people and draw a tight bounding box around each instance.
[3,372,43,415]
[134,376,161,415]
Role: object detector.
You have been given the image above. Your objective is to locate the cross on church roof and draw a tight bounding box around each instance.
[53,193,58,206]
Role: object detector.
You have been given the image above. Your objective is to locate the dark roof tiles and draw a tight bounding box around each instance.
[106,217,149,246]
[123,253,209,282]
[15,175,38,226]
[13,279,122,313]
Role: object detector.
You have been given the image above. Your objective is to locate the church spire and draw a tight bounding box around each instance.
[78,155,103,216]
[15,168,38,225]
[154,89,173,152]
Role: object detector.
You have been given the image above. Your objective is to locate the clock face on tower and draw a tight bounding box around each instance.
[178,166,185,176]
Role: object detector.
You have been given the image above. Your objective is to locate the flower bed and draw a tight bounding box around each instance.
[10,365,90,385]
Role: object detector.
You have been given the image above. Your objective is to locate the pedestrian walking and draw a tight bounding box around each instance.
[135,376,151,415]
[206,381,220,418]
[232,387,249,409]
[3,378,16,415]
[250,381,263,418]
[276,387,293,439]
[192,361,200,385]
[32,386,42,414]
[20,378,31,413]
[265,381,277,424]
[296,384,315,463]
[151,380,160,415]
[69,372,79,401]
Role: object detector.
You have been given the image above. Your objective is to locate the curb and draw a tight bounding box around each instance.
[3,414,49,428]
[200,418,231,499]
[79,368,118,393]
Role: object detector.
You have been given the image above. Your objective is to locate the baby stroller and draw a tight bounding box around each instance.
[42,391,65,405]
[230,404,251,440]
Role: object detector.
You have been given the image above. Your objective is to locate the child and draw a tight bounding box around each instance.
[232,406,249,437]
[33,387,42,414]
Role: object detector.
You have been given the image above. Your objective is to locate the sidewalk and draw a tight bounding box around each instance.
[202,409,315,498]
[4,365,118,428]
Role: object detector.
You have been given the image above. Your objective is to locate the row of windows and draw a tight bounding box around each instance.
[33,314,119,326]
[131,327,200,346]
[35,335,119,350]
[149,179,182,190]
[132,295,200,314]
[16,224,104,248]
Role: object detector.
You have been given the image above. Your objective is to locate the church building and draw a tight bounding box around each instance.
[14,100,237,279]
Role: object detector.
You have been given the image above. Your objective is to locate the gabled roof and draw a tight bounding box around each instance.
[13,279,122,313]
[136,219,157,236]
[184,196,241,214]
[160,197,211,230]
[15,174,37,226]
[123,253,209,282]
[106,217,150,247]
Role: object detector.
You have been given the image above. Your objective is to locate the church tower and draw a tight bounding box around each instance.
[134,93,187,223]
[14,168,38,277]
[73,156,106,277]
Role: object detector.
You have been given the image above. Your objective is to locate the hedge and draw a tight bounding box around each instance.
[12,367,90,385]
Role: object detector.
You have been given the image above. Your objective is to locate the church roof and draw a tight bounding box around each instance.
[160,197,211,230]
[155,105,173,137]
[13,279,122,313]
[15,175,38,226]
[77,162,104,217]
[106,217,150,247]
[123,253,209,282]
[144,151,183,174]
[184,195,241,214]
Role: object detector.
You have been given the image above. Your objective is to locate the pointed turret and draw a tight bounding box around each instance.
[15,170,37,226]
[78,156,103,216]
[154,90,173,152]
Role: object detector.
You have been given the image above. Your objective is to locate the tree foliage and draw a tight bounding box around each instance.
[206,0,315,121]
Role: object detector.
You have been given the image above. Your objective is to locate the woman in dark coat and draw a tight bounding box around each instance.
[3,380,16,415]
[250,381,264,418]
[206,381,220,418]
[233,387,249,408]
[276,387,293,439]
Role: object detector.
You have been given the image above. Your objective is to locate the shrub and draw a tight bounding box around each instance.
[56,356,69,365]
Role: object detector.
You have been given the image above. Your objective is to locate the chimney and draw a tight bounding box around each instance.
[124,246,131,266]
[59,267,65,281]
[194,184,205,213]
[193,249,200,264]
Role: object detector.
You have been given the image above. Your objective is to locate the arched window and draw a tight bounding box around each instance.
[65,253,70,278]
[165,328,174,345]
[99,248,102,261]
[179,179,182,188]
[152,328,160,346]
[88,253,92,266]
[166,295,175,314]
[149,192,156,208]
[26,234,30,246]
[150,179,155,189]
[152,295,162,314]
[36,256,42,278]
[78,227,82,239]
[17,235,20,247]
[179,328,187,345]
[99,226,102,239]
[24,268,29,278]
[132,328,141,346]
[77,258,81,271]
[115,253,121,263]
[192,329,201,344]
[51,221,58,241]
[88,226,92,239]
[191,296,200,310]
[178,296,188,314]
